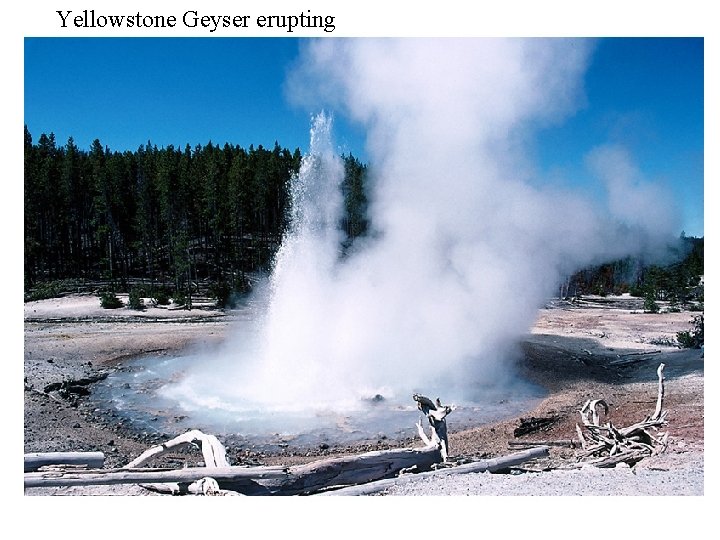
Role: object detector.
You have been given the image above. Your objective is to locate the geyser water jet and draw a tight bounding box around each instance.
[248,112,350,405]
[161,111,369,412]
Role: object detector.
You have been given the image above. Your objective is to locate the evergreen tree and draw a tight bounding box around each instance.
[22,127,352,301]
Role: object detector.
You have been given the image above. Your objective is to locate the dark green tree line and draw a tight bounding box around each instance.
[24,127,369,302]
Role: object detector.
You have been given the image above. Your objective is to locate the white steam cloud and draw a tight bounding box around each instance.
[168,39,679,414]
[586,144,680,237]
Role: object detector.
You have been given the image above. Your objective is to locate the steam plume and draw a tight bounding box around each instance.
[174,39,679,412]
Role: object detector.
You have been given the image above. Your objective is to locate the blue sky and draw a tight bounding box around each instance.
[24,37,704,237]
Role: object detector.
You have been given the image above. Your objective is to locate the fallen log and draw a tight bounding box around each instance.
[24,465,287,491]
[513,416,559,437]
[24,445,442,495]
[24,451,105,473]
[320,446,551,495]
[273,445,441,495]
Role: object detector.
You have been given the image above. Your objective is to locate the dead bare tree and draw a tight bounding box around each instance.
[413,393,454,461]
[575,363,669,467]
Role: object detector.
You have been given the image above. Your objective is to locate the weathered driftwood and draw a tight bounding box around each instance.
[124,429,232,494]
[652,363,665,421]
[574,363,668,468]
[275,445,442,495]
[24,451,105,473]
[584,450,647,468]
[24,445,442,495]
[124,429,229,469]
[24,465,287,490]
[414,393,454,461]
[580,399,608,427]
[43,374,108,402]
[141,476,242,496]
[320,446,551,495]
[513,415,559,437]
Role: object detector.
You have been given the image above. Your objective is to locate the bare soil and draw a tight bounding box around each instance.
[23,293,704,494]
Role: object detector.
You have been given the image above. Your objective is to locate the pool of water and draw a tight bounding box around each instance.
[90,353,545,450]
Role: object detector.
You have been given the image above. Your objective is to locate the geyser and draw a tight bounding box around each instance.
[98,39,679,444]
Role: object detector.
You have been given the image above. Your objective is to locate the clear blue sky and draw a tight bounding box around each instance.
[24,37,704,237]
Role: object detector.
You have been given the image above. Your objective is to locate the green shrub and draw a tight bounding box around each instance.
[173,290,192,310]
[152,288,171,306]
[677,315,704,349]
[649,335,676,347]
[644,292,659,314]
[25,281,64,302]
[629,285,643,297]
[100,291,123,309]
[128,288,145,310]
[209,281,232,308]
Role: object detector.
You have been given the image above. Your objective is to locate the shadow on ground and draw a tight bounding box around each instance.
[518,334,703,392]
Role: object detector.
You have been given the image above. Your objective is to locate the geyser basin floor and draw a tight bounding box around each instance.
[25,294,703,479]
[89,353,546,451]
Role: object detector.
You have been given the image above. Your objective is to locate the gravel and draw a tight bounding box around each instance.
[376,457,704,496]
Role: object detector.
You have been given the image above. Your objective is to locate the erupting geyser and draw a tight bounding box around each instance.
[100,39,679,442]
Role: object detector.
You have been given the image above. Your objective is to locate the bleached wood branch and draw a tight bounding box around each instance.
[575,424,587,450]
[141,476,242,496]
[24,465,287,489]
[413,393,454,461]
[652,363,665,421]
[575,363,668,467]
[580,399,608,426]
[124,429,229,469]
[415,420,433,446]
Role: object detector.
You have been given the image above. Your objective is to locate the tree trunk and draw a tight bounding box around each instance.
[24,466,287,491]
